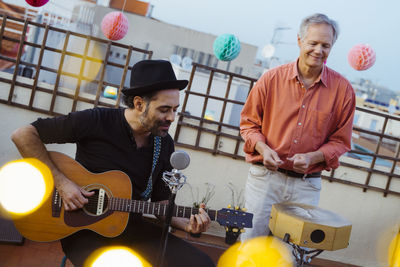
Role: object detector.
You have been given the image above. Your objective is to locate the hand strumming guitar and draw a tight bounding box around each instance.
[56,173,94,211]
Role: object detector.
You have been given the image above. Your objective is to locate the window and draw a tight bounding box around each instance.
[234,66,243,75]
[205,54,212,66]
[353,114,360,125]
[369,119,377,131]
[197,52,205,64]
[180,48,188,58]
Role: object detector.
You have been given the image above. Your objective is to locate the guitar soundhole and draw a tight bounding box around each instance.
[83,189,109,216]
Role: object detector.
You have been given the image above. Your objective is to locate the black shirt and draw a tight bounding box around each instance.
[32,107,173,201]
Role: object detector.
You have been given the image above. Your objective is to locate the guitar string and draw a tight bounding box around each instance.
[77,194,211,218]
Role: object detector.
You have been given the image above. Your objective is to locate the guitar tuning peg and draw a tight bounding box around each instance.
[240,229,245,233]
[232,228,239,233]
[235,206,239,210]
[227,204,232,209]
[241,207,247,212]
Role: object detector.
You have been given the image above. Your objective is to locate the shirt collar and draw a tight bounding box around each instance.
[289,58,328,88]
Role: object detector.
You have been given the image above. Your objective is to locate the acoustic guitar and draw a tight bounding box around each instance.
[13,151,253,242]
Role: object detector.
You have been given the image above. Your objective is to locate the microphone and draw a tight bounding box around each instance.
[162,150,190,193]
[158,150,190,266]
[170,150,190,170]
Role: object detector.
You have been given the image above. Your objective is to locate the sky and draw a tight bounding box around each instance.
[4,0,400,93]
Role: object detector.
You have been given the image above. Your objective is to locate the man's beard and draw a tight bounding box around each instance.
[140,115,170,137]
[149,120,170,137]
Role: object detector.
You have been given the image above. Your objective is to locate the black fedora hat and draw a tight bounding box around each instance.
[122,60,188,96]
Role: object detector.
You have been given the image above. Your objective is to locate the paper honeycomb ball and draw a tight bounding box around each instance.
[213,34,241,61]
[101,12,129,41]
[25,0,49,7]
[348,44,376,71]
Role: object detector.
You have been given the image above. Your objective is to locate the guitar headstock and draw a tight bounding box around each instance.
[216,208,253,228]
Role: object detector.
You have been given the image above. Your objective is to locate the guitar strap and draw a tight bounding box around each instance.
[140,136,162,200]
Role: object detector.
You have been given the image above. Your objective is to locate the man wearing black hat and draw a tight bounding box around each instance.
[11,60,214,267]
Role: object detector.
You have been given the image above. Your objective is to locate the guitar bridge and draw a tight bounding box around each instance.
[96,188,105,215]
[52,188,62,217]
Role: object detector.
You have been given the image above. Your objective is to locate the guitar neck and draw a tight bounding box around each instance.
[109,198,217,221]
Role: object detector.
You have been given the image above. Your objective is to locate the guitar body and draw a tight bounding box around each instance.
[13,151,132,242]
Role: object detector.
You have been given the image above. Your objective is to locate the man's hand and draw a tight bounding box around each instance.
[185,203,211,234]
[287,150,325,173]
[261,147,283,171]
[287,153,311,173]
[57,177,94,211]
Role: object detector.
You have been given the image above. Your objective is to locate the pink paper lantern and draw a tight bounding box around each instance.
[25,0,49,7]
[101,12,129,41]
[348,44,376,71]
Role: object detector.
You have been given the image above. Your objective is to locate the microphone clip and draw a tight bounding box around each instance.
[162,169,186,193]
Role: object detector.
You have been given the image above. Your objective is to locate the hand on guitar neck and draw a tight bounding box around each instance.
[171,203,211,234]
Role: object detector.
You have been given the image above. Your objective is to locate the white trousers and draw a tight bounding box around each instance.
[241,164,321,241]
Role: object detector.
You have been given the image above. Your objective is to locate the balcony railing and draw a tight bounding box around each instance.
[0,14,152,116]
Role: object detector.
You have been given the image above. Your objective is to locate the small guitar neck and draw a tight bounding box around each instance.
[109,198,217,221]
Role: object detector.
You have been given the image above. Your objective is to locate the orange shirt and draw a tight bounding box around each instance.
[240,60,355,173]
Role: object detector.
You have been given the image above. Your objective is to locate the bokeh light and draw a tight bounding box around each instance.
[217,236,294,267]
[389,231,400,267]
[59,39,102,88]
[85,246,151,267]
[0,158,53,217]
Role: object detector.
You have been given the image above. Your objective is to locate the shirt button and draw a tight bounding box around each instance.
[302,105,305,108]
[298,122,302,126]
[294,140,298,144]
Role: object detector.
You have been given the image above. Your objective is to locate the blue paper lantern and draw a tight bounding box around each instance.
[213,34,241,61]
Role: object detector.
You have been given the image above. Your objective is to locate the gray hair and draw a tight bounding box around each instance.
[298,13,339,44]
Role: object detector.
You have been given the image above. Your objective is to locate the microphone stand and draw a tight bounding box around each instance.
[156,169,186,267]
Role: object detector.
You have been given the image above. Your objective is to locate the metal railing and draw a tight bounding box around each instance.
[174,63,256,159]
[0,14,152,116]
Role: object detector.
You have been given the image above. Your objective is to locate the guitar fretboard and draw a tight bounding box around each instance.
[109,198,217,221]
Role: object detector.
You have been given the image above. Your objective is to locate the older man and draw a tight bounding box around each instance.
[240,13,355,240]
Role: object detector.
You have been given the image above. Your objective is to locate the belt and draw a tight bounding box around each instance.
[277,168,321,178]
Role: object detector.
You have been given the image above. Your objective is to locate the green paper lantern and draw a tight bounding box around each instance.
[213,34,241,61]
